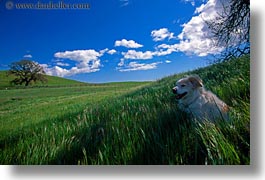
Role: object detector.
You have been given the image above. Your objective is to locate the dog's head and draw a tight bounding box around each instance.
[172,75,203,100]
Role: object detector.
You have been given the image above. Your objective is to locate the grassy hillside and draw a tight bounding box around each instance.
[0,81,149,143]
[0,71,87,89]
[0,55,250,165]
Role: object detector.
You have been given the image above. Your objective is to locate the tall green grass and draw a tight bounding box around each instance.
[0,55,250,164]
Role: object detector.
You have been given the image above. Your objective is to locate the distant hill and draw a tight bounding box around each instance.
[0,71,87,89]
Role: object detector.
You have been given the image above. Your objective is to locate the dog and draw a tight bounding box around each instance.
[172,75,229,122]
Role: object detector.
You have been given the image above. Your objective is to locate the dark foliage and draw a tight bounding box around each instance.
[7,60,47,86]
[206,0,250,61]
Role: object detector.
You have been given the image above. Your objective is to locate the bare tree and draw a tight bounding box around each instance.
[206,0,250,61]
[7,60,47,86]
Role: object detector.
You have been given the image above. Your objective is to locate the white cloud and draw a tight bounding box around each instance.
[165,60,172,64]
[183,0,196,6]
[154,44,178,56]
[153,0,224,57]
[107,49,117,55]
[194,0,218,16]
[120,45,177,62]
[118,61,162,72]
[45,66,70,77]
[56,62,70,67]
[118,59,125,67]
[44,64,100,77]
[122,50,153,60]
[175,0,224,56]
[43,49,105,77]
[115,39,143,48]
[117,0,225,62]
[118,48,165,71]
[99,48,109,55]
[54,49,103,62]
[151,28,175,42]
[118,47,176,70]
[23,54,32,58]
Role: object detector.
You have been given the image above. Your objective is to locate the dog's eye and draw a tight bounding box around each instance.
[181,84,186,87]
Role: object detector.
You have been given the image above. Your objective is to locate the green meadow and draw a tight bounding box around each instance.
[0,55,250,165]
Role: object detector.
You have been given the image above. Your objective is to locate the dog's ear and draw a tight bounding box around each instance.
[188,75,203,88]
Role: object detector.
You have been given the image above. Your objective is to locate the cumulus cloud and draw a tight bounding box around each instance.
[54,49,103,62]
[115,39,143,48]
[118,48,175,71]
[151,28,175,42]
[107,49,117,55]
[154,44,178,56]
[44,63,100,77]
[118,48,168,71]
[43,49,105,77]
[122,50,153,60]
[152,0,224,57]
[175,0,224,56]
[118,61,162,72]
[120,47,176,61]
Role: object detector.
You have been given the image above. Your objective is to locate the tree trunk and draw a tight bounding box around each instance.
[25,80,30,86]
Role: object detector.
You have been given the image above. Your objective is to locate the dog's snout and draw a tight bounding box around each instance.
[172,87,177,94]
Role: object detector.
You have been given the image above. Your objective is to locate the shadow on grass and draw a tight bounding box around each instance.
[49,123,106,165]
[128,109,207,165]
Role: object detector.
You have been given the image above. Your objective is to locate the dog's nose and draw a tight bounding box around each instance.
[172,87,177,94]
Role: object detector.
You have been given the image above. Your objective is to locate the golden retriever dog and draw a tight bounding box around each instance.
[172,75,229,122]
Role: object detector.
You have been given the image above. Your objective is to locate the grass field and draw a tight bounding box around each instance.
[0,55,250,165]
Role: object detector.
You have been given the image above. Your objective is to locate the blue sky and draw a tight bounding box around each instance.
[0,0,224,83]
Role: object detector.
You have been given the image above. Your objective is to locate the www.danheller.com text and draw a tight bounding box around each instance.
[6,1,90,10]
